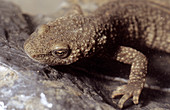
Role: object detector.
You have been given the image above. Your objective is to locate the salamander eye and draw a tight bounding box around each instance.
[51,44,71,59]
[52,49,70,58]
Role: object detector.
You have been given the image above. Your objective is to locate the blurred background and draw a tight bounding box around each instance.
[6,0,64,15]
[5,0,170,15]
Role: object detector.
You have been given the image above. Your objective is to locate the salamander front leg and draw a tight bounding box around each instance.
[112,46,147,108]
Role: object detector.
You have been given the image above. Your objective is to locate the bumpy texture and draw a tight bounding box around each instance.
[24,0,170,108]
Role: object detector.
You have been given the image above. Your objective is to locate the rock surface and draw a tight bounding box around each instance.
[0,0,170,110]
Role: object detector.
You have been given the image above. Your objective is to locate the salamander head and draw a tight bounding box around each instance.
[24,15,96,65]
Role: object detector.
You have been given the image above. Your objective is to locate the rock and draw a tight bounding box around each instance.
[0,0,170,110]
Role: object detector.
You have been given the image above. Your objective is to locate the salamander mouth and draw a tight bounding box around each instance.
[32,54,48,59]
[28,53,69,65]
[24,50,49,63]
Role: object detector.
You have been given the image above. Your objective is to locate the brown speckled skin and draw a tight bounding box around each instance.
[24,0,170,108]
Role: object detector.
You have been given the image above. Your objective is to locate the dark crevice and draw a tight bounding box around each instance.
[4,28,9,42]
[22,14,36,34]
